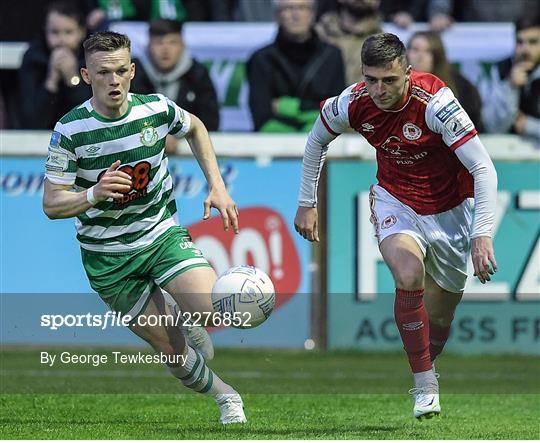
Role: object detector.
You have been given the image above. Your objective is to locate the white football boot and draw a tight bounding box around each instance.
[409,387,441,420]
[215,393,247,424]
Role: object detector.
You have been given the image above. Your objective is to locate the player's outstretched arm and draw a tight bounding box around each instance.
[43,160,131,219]
[185,113,239,234]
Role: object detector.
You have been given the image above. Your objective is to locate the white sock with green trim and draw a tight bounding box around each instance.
[167,346,235,397]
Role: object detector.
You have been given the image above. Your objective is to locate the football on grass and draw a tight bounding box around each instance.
[211,265,275,329]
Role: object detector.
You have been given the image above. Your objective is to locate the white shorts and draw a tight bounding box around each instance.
[369,184,473,293]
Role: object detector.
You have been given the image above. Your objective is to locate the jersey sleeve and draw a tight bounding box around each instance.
[164,95,192,139]
[44,123,78,186]
[318,84,353,136]
[425,86,477,150]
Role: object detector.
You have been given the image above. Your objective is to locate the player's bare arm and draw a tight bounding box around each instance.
[43,160,131,219]
[185,112,239,233]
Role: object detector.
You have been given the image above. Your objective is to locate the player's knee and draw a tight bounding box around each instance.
[393,262,424,290]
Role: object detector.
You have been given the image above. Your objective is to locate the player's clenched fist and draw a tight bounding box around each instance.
[93,160,133,201]
[294,206,319,242]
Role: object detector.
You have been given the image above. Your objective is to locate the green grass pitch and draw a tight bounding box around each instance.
[1,347,539,439]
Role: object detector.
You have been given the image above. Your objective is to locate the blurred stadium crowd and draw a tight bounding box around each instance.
[0,0,538,144]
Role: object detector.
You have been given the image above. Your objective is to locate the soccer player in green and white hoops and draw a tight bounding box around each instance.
[42,31,246,424]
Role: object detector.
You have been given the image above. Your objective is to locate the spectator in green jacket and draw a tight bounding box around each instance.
[247,0,346,132]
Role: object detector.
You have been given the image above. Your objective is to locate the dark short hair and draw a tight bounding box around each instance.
[83,31,131,59]
[46,1,85,27]
[362,33,407,69]
[515,13,540,33]
[149,19,184,37]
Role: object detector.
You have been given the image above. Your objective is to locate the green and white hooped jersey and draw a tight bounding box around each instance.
[45,93,191,254]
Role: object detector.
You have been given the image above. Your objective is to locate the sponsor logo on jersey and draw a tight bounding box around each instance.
[85,146,101,156]
[435,99,460,123]
[361,122,374,132]
[322,103,332,122]
[381,215,397,229]
[49,131,61,148]
[140,122,159,147]
[322,98,340,124]
[445,111,474,138]
[331,97,339,116]
[179,240,195,250]
[381,136,408,156]
[98,160,152,206]
[402,122,422,140]
[380,136,428,165]
[45,148,68,173]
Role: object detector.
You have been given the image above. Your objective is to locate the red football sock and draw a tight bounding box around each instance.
[429,322,451,361]
[394,288,432,373]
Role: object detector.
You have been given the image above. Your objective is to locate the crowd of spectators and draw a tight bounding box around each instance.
[0,0,538,145]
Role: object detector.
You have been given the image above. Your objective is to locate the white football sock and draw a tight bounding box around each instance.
[414,367,439,393]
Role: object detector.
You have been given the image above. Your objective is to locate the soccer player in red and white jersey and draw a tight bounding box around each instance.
[294,33,498,419]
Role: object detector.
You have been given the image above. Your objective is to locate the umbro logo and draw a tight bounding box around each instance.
[85,146,101,154]
[361,122,374,132]
[402,321,424,331]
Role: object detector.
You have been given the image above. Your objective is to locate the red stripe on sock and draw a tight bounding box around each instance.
[395,288,432,373]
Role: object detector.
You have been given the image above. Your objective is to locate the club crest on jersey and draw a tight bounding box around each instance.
[381,215,397,229]
[140,122,158,147]
[402,122,422,140]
